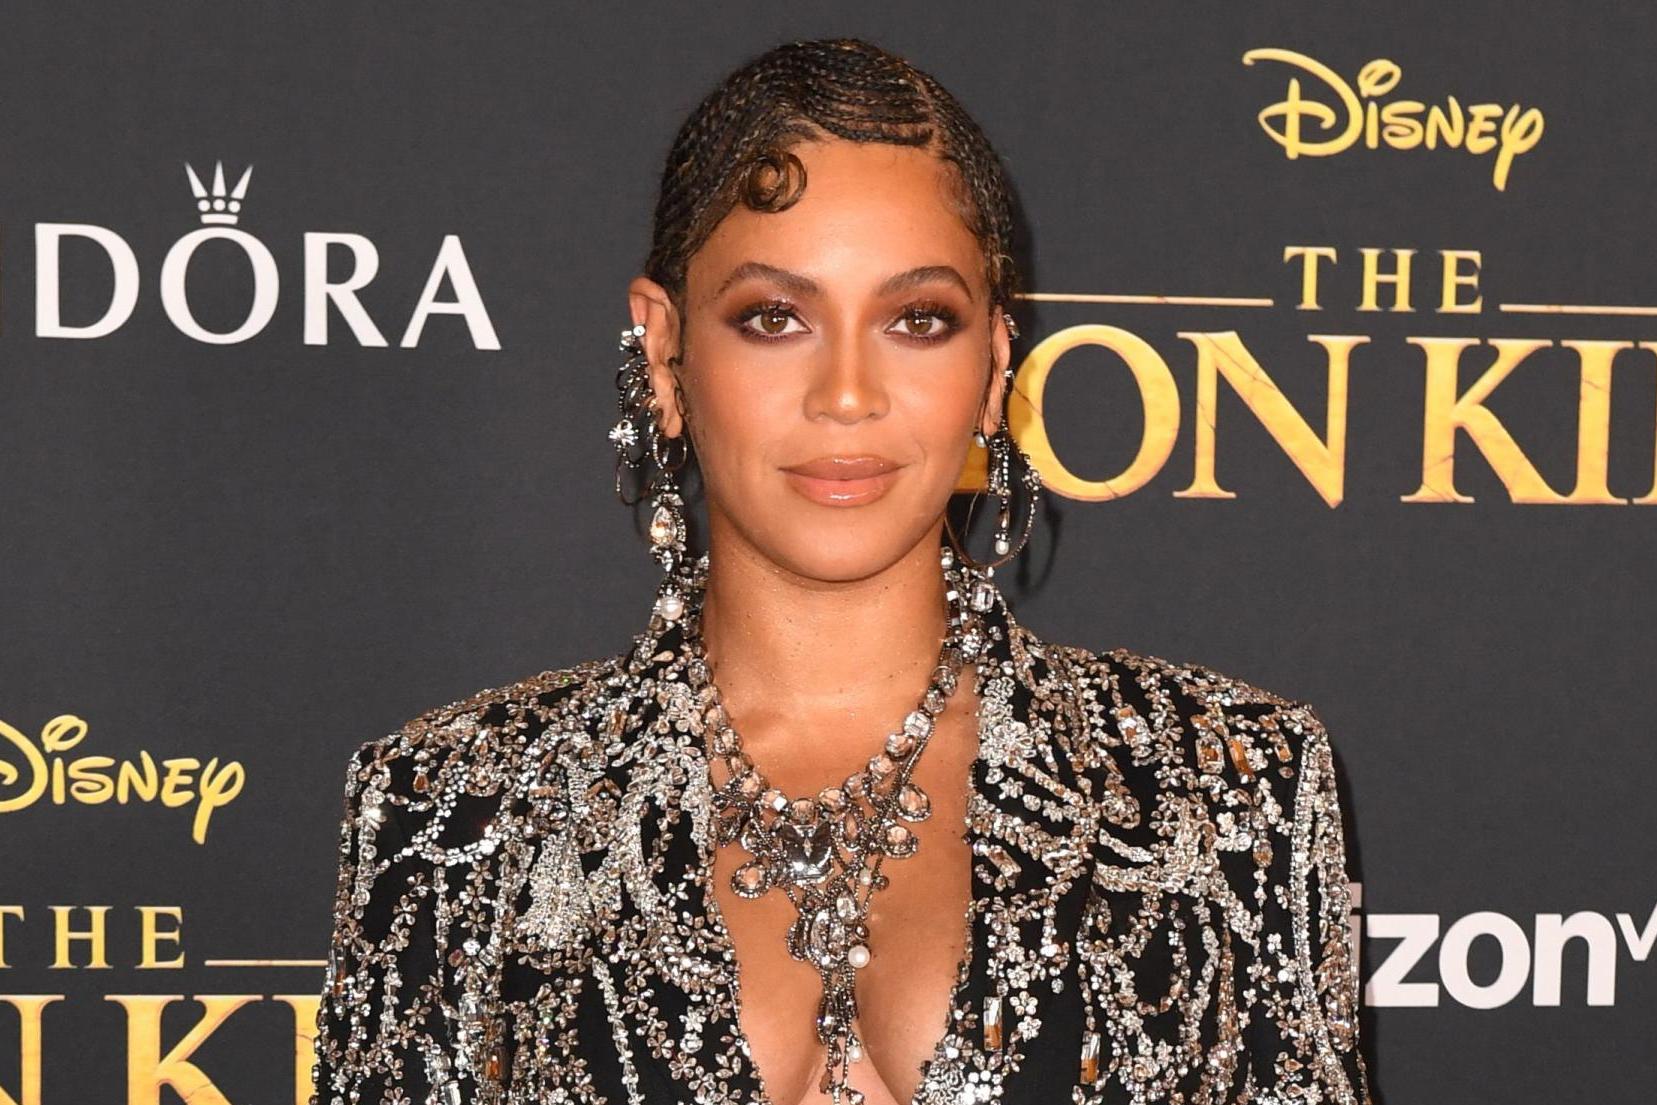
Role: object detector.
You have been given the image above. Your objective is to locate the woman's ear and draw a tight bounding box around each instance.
[627,275,686,438]
[980,306,1014,437]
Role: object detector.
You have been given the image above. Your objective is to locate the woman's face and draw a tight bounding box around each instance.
[629,137,1012,584]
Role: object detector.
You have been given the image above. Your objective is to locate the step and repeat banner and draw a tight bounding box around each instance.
[1,3,1651,1103]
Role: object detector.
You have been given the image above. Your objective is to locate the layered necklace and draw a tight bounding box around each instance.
[677,549,992,1105]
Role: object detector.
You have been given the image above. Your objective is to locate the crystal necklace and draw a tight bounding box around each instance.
[677,549,991,1105]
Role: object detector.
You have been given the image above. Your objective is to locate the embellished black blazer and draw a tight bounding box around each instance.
[310,579,1372,1104]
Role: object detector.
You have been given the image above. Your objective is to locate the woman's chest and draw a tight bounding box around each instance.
[707,812,975,1104]
[704,711,981,1105]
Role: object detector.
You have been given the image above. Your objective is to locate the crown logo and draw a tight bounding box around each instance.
[184,160,254,225]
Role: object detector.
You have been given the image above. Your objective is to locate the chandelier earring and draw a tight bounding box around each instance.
[611,321,693,624]
[945,312,1041,583]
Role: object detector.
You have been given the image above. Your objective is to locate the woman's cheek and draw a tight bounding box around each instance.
[703,418,774,501]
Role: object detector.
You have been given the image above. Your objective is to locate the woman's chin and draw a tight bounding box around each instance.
[758,532,927,585]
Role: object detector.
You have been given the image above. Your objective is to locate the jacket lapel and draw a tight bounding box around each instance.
[593,617,767,1102]
[911,588,1117,1100]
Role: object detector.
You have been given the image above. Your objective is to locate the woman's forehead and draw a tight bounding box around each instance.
[688,141,985,297]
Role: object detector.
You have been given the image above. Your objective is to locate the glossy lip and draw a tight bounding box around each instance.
[780,454,906,506]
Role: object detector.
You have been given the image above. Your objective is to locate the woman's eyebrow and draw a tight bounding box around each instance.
[876,265,974,301]
[712,261,974,301]
[714,261,818,299]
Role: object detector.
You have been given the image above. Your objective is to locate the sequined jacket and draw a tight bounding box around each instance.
[310,582,1372,1105]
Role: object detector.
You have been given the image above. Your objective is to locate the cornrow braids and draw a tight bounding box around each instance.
[643,37,1021,327]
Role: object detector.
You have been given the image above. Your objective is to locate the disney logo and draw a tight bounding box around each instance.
[1242,48,1544,191]
[0,713,244,844]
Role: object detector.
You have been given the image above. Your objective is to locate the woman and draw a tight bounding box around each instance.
[311,37,1371,1105]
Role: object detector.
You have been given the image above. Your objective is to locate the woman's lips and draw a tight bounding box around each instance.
[781,455,904,506]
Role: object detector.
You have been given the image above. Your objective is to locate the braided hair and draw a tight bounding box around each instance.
[643,37,1021,331]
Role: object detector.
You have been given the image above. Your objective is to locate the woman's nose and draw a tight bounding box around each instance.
[803,332,889,424]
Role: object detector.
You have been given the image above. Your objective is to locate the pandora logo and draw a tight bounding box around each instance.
[29,159,501,349]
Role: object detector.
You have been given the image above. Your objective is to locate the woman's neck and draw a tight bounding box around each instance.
[694,527,951,731]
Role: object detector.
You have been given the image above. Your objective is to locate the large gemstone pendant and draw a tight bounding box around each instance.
[778,818,835,883]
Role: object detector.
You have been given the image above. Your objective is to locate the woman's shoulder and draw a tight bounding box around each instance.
[1100,641,1325,728]
[1022,617,1321,714]
[338,648,636,794]
[1017,623,1339,776]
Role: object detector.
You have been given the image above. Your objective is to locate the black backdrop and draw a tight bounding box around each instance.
[2,2,1653,1102]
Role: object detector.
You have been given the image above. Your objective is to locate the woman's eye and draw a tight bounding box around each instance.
[892,309,954,340]
[740,305,806,338]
